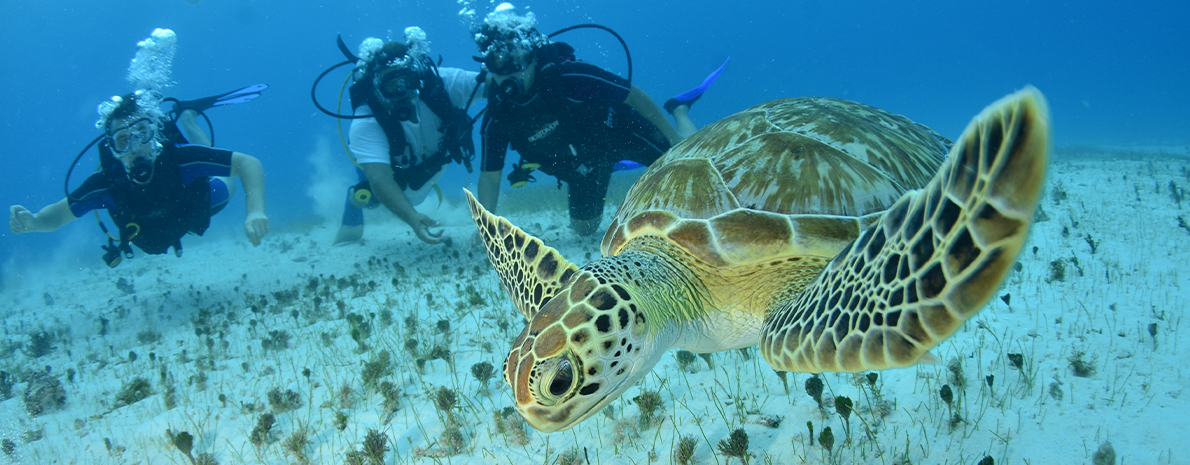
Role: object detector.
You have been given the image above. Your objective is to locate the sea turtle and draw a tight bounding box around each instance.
[465,88,1049,432]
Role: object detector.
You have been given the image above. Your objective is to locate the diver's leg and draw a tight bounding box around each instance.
[568,213,601,236]
[570,216,601,237]
[664,57,729,138]
[209,176,235,215]
[567,171,609,237]
[334,193,365,244]
[672,105,696,139]
[177,109,213,146]
[333,170,368,245]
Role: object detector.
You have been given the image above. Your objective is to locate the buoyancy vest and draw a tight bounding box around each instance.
[496,45,662,184]
[99,142,214,256]
[348,65,475,191]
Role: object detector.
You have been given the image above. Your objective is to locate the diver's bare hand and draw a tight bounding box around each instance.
[412,214,446,245]
[244,211,269,246]
[9,205,35,234]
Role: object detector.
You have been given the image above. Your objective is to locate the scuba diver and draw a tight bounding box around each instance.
[8,91,269,266]
[472,3,725,236]
[314,28,482,245]
[8,29,269,267]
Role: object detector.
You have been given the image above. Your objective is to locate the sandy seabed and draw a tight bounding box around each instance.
[1,149,1187,465]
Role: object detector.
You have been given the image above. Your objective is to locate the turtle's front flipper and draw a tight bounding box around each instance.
[464,189,580,321]
[760,88,1050,373]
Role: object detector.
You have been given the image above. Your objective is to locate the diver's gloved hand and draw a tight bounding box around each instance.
[244,211,269,246]
[409,213,447,245]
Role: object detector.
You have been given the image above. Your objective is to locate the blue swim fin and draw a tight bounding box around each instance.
[664,57,729,114]
[172,83,269,113]
[613,160,645,171]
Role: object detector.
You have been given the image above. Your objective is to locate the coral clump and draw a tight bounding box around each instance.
[24,370,67,416]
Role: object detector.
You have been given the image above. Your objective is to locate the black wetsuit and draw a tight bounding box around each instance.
[68,143,234,255]
[480,60,671,221]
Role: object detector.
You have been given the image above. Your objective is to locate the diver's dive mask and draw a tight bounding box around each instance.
[483,46,531,76]
[109,118,157,154]
[377,65,422,101]
[108,117,161,184]
[373,65,422,122]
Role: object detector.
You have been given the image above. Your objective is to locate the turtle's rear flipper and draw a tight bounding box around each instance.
[464,189,579,321]
[760,87,1050,373]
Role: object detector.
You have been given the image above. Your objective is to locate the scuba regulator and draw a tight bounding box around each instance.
[493,77,525,104]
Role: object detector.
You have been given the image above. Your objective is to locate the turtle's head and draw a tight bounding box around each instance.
[503,268,664,432]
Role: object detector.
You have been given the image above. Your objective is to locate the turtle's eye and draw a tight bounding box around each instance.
[536,356,576,405]
[549,359,574,396]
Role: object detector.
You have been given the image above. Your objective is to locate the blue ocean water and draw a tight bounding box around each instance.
[2,0,1187,277]
[1,3,1188,463]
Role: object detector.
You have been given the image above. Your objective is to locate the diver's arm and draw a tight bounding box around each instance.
[478,170,502,213]
[230,152,266,215]
[361,163,418,224]
[624,85,681,145]
[9,199,78,234]
[230,152,269,245]
[361,162,445,244]
[441,68,485,106]
[176,109,212,146]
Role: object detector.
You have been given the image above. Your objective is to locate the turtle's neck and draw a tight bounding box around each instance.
[593,237,715,342]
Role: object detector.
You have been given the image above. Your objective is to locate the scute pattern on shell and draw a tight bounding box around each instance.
[602,97,950,265]
[464,89,1049,435]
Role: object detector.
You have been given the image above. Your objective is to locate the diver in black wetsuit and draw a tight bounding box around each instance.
[10,28,269,267]
[9,91,269,266]
[473,4,717,236]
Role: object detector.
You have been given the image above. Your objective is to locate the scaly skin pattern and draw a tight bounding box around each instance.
[466,189,579,321]
[465,192,709,432]
[466,190,821,432]
[466,88,1050,433]
[500,246,700,432]
[760,88,1050,372]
